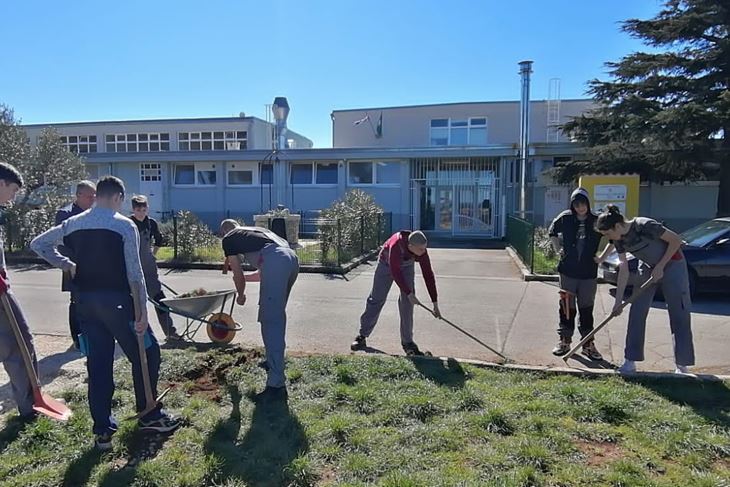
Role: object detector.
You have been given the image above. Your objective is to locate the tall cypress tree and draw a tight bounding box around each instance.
[558,1,730,216]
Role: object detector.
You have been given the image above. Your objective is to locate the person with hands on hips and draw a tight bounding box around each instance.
[594,204,694,375]
[547,188,603,360]
[351,230,440,356]
[31,176,180,451]
[219,219,299,403]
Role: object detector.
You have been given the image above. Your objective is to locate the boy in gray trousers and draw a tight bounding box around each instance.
[0,162,39,420]
[596,204,695,374]
[548,188,603,360]
[220,219,298,402]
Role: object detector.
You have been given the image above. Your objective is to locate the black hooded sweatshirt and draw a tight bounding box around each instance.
[548,188,601,279]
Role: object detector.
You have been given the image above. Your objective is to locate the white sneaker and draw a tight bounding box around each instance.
[674,365,692,375]
[617,360,637,374]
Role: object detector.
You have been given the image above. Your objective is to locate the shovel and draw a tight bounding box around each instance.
[125,303,170,421]
[417,302,509,362]
[562,277,656,363]
[1,293,72,421]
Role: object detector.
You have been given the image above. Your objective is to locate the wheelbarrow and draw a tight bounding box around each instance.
[150,283,242,344]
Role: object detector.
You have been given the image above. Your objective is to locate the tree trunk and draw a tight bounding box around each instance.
[719,133,730,217]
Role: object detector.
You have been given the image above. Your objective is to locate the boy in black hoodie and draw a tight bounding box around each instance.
[548,188,603,360]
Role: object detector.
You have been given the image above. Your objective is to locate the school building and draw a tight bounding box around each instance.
[21,97,717,238]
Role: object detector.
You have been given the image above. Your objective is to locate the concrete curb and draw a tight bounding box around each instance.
[505,246,609,284]
[7,248,381,275]
[417,354,730,382]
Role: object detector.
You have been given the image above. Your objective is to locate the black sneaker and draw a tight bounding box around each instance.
[403,342,425,356]
[552,338,571,356]
[139,413,182,434]
[350,335,367,351]
[254,386,288,403]
[94,433,114,451]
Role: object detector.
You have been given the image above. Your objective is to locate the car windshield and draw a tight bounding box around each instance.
[680,220,730,247]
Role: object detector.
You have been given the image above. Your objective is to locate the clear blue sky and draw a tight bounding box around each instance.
[1,0,661,148]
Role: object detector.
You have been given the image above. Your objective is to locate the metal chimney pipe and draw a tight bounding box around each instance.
[518,61,533,219]
[272,97,290,150]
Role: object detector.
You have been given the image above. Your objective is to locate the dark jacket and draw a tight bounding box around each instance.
[548,190,601,279]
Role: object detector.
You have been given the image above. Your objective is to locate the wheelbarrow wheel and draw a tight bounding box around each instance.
[206,313,237,344]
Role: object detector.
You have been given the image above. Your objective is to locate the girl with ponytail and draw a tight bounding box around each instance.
[595,205,695,374]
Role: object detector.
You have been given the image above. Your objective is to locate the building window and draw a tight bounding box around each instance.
[60,135,97,154]
[375,162,400,184]
[348,161,401,186]
[260,164,273,185]
[174,163,216,186]
[227,163,254,186]
[140,163,162,182]
[106,133,170,152]
[291,163,313,185]
[430,118,487,146]
[315,162,338,184]
[85,164,101,181]
[179,131,247,151]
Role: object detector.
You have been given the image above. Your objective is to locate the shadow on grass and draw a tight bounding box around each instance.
[634,377,730,429]
[94,428,178,487]
[0,415,34,455]
[409,356,467,389]
[61,447,104,487]
[204,384,308,486]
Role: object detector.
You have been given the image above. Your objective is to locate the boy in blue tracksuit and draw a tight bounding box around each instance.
[548,188,603,360]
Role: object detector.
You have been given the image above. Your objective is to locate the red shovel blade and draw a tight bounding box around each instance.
[32,389,73,421]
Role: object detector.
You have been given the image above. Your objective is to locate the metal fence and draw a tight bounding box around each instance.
[506,215,558,275]
[162,211,392,268]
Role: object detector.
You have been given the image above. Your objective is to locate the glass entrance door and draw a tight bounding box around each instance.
[436,187,453,231]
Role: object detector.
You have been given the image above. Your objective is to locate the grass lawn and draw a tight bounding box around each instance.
[2,346,729,486]
[532,248,559,275]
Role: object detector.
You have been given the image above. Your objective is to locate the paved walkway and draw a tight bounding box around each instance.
[5,249,730,377]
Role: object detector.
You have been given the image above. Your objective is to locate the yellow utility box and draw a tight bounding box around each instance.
[579,174,640,218]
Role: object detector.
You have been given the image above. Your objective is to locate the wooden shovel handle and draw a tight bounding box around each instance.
[1,293,40,389]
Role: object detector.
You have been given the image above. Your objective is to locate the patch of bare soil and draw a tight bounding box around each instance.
[575,439,626,467]
[171,346,263,402]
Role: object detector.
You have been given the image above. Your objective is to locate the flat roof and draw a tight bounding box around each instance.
[81,143,584,164]
[331,98,593,114]
[20,115,263,128]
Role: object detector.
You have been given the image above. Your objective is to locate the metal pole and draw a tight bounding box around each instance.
[518,60,533,219]
[172,212,178,260]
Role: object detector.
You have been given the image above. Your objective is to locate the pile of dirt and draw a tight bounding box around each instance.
[575,439,625,466]
[178,288,212,298]
[174,346,264,402]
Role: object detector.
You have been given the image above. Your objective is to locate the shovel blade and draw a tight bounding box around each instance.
[32,390,73,421]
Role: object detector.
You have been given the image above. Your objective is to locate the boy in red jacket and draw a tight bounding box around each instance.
[350,230,440,356]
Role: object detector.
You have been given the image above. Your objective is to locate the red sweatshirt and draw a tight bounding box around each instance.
[380,231,438,302]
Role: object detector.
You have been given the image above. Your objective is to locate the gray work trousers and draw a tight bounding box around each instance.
[0,291,38,416]
[359,259,415,345]
[557,274,597,339]
[258,245,299,388]
[625,260,695,365]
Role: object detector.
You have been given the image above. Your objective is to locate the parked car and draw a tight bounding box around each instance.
[599,217,730,297]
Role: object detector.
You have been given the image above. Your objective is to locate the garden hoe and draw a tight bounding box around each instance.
[417,303,509,363]
[1,294,72,421]
[563,277,657,364]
